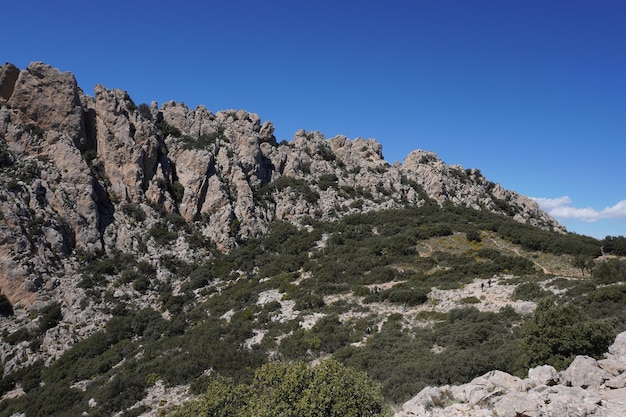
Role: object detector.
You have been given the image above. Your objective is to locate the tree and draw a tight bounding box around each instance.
[168,359,389,417]
[573,255,594,276]
[520,300,615,370]
[465,229,481,243]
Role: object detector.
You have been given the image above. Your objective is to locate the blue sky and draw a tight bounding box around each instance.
[3,1,625,239]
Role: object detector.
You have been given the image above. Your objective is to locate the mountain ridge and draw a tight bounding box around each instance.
[0,61,561,306]
[5,62,617,417]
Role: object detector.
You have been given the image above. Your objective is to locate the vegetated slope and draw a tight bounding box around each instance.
[0,61,560,306]
[1,62,626,416]
[2,204,624,416]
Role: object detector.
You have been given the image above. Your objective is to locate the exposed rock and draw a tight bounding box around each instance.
[528,364,558,386]
[608,331,626,360]
[0,60,569,391]
[396,331,626,417]
[7,62,86,147]
[0,62,19,100]
[560,355,612,388]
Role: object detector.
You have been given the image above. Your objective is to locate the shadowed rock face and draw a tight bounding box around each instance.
[395,331,626,417]
[0,62,19,100]
[0,61,564,307]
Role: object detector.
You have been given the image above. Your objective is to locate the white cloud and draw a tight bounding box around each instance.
[532,197,626,223]
[532,196,572,211]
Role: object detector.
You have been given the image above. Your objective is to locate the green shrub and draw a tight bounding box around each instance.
[149,222,178,245]
[257,176,320,204]
[460,296,480,304]
[6,327,32,344]
[121,203,146,222]
[0,140,13,167]
[172,181,185,202]
[352,286,372,297]
[520,300,615,370]
[37,302,63,334]
[157,119,181,138]
[602,236,626,256]
[168,359,388,417]
[138,103,153,120]
[592,258,626,284]
[25,124,45,139]
[386,288,428,306]
[132,275,150,292]
[511,282,547,301]
[83,149,97,163]
[317,173,339,190]
[466,229,481,243]
[294,292,325,310]
[0,293,13,316]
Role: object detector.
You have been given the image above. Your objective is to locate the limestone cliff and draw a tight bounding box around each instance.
[0,62,562,307]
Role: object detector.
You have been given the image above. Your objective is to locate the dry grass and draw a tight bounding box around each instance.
[415,231,583,279]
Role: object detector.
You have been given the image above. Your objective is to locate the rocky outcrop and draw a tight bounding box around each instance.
[7,62,87,147]
[400,150,556,229]
[396,332,626,417]
[0,61,564,305]
[0,63,19,100]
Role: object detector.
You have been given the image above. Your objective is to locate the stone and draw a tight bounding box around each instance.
[8,62,86,142]
[608,331,626,360]
[528,364,558,386]
[560,355,612,388]
[0,62,19,100]
[491,392,541,417]
[598,357,626,376]
[605,372,626,389]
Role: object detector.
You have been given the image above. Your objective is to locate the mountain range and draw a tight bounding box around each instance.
[1,62,625,416]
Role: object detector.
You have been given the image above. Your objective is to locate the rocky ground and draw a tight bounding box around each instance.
[395,331,626,416]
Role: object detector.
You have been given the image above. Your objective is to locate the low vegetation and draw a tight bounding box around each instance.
[1,204,624,416]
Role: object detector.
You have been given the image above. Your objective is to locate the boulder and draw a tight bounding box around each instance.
[559,356,612,388]
[542,386,602,416]
[528,364,558,386]
[491,392,542,417]
[0,62,19,100]
[608,331,626,361]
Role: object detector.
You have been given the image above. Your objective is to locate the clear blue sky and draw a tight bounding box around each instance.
[3,0,625,239]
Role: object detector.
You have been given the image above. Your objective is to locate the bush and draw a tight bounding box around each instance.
[6,327,32,344]
[317,173,339,190]
[172,181,185,202]
[168,359,388,417]
[121,203,146,222]
[459,296,480,304]
[511,282,547,301]
[157,119,181,138]
[138,103,153,120]
[37,302,63,334]
[466,229,481,243]
[592,258,626,285]
[520,300,615,370]
[0,294,13,316]
[149,223,178,245]
[386,288,428,306]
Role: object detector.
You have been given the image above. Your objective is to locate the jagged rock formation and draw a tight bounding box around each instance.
[395,331,626,416]
[0,61,563,309]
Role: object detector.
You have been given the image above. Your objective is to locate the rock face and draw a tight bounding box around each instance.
[0,63,19,100]
[395,331,626,417]
[0,61,564,306]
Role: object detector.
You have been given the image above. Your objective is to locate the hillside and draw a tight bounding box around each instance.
[1,62,626,416]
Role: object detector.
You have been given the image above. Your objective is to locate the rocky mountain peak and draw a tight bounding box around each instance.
[0,62,563,308]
